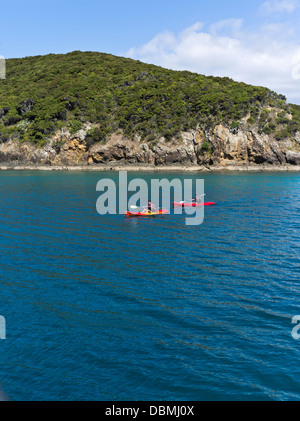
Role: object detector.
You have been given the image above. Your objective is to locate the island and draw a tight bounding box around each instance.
[0,50,299,170]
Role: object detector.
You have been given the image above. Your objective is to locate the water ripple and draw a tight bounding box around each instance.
[0,171,299,400]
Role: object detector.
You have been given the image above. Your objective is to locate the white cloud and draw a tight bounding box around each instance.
[125,19,300,104]
[259,0,299,14]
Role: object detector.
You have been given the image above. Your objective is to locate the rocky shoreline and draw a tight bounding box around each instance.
[1,122,300,171]
[1,163,300,172]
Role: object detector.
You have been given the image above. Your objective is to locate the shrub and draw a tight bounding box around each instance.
[200,140,212,154]
[69,119,82,134]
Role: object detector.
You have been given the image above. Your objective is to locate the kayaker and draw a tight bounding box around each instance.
[191,194,201,203]
[143,200,156,213]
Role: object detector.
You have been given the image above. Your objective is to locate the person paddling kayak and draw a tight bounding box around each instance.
[191,194,202,203]
[143,200,156,213]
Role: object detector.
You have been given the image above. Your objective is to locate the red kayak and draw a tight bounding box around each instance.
[173,201,215,207]
[125,209,168,216]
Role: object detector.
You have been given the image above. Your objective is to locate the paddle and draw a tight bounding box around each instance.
[193,193,206,199]
[181,194,206,204]
[129,205,148,213]
[129,204,159,213]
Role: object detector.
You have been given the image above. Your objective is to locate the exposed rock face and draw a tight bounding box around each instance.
[203,125,288,165]
[51,134,88,165]
[0,125,299,167]
[0,129,88,165]
[285,151,300,165]
[194,125,300,167]
[88,133,154,164]
[154,133,197,166]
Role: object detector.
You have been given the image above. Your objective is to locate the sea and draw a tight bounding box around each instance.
[0,170,299,401]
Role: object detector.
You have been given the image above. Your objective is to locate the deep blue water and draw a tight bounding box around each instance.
[0,170,299,401]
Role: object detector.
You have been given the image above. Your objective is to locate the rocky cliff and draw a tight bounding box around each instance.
[1,122,299,168]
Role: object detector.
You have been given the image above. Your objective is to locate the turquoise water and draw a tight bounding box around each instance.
[0,170,299,401]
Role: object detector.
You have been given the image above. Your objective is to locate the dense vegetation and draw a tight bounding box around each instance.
[0,50,299,146]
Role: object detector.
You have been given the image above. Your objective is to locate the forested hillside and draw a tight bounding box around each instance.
[1,50,299,148]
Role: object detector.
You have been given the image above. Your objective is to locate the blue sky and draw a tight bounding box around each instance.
[1,0,300,104]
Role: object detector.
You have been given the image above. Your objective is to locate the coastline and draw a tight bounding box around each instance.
[0,163,300,172]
